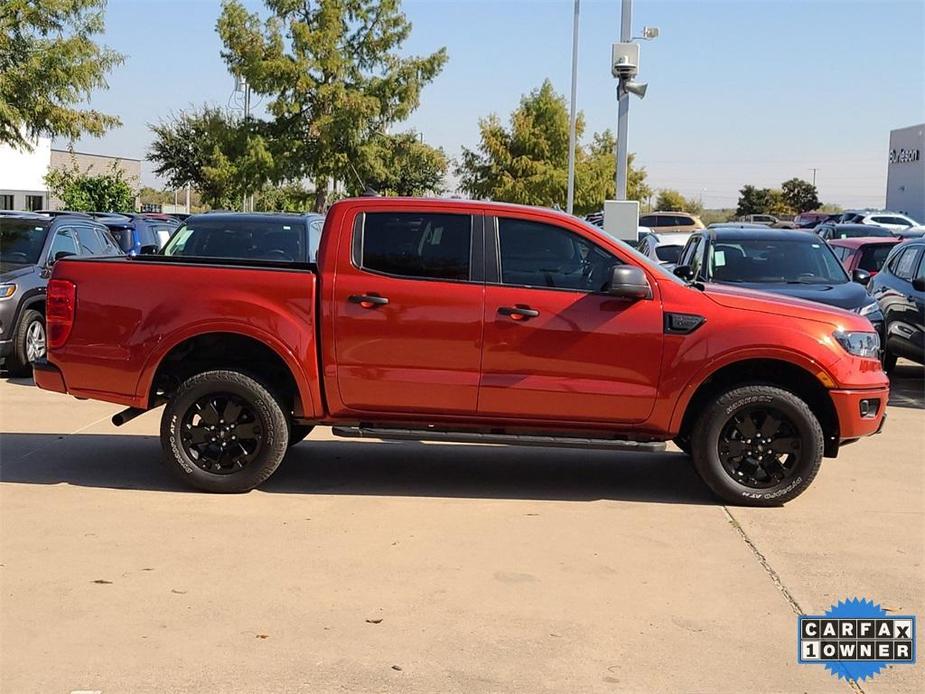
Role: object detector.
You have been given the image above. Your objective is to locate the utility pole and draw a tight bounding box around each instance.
[810,168,817,187]
[615,0,632,200]
[566,0,581,215]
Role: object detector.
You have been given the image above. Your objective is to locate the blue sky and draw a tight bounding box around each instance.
[69,0,925,208]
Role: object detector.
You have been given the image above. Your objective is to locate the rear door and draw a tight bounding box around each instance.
[330,209,485,415]
[478,214,663,424]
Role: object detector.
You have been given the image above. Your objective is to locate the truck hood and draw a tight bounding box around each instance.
[0,263,38,282]
[703,282,871,330]
[713,280,872,312]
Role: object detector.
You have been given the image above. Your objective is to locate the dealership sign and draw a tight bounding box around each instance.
[889,148,920,164]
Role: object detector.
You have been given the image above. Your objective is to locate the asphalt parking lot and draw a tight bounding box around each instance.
[1,364,922,694]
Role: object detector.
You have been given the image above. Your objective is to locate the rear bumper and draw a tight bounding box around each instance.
[33,358,67,394]
[830,386,889,440]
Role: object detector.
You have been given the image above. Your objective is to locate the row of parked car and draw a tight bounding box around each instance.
[0,209,324,375]
[633,219,924,372]
[2,205,922,378]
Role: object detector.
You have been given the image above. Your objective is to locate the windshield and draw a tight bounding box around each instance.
[0,220,50,265]
[162,218,308,262]
[709,238,849,284]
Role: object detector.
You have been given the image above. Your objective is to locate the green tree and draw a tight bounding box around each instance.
[148,107,274,209]
[361,132,448,197]
[736,185,772,217]
[0,0,123,149]
[457,80,649,214]
[44,156,135,212]
[766,189,794,217]
[655,189,687,211]
[781,177,820,213]
[255,182,314,212]
[217,0,447,212]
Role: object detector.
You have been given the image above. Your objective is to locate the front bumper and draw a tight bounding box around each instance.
[0,338,11,358]
[830,386,890,440]
[32,358,67,394]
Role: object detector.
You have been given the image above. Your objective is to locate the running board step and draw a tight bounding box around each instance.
[331,426,666,453]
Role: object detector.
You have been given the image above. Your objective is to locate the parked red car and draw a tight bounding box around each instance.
[35,198,888,505]
[828,237,902,278]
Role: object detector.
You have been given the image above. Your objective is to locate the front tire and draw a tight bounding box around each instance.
[881,349,897,374]
[7,309,45,376]
[160,370,289,493]
[691,385,823,506]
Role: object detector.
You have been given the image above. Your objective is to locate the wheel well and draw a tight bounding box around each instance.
[150,333,301,415]
[677,359,840,457]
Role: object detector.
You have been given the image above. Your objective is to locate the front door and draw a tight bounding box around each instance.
[478,215,664,424]
[331,209,484,415]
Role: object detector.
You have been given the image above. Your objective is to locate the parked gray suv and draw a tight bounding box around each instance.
[0,213,122,375]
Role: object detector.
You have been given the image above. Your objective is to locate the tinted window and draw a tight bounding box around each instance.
[136,220,159,247]
[499,218,620,292]
[163,218,308,262]
[49,228,79,259]
[638,215,657,227]
[835,226,892,239]
[76,225,106,255]
[709,238,848,284]
[362,212,471,281]
[894,248,920,280]
[655,245,683,263]
[872,216,911,227]
[0,219,50,264]
[857,244,896,273]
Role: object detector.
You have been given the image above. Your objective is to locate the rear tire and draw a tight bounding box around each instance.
[691,385,823,507]
[289,424,315,446]
[7,309,45,377]
[160,370,289,492]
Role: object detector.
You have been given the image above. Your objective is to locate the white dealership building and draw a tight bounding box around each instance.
[885,123,924,223]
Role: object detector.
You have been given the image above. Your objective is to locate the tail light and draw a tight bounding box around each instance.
[46,279,76,349]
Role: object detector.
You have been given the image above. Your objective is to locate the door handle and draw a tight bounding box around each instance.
[498,306,540,320]
[349,294,389,308]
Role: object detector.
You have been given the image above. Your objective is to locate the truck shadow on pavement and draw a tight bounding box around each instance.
[888,362,924,410]
[0,433,718,505]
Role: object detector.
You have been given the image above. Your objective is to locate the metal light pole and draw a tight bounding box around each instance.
[566,0,581,215]
[614,0,632,200]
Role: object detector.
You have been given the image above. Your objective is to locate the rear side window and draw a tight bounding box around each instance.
[655,245,683,263]
[672,215,694,227]
[638,215,657,227]
[163,218,307,261]
[361,212,471,281]
[76,225,106,255]
[872,216,911,227]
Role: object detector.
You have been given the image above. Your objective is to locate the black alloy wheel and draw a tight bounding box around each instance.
[180,392,264,474]
[717,405,801,489]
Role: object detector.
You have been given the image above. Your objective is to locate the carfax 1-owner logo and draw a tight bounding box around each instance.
[798,598,916,682]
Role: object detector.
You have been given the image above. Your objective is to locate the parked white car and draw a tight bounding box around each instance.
[855,212,919,233]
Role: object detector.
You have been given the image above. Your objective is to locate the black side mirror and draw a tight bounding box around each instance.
[913,277,925,292]
[852,268,871,286]
[609,266,652,300]
[51,250,75,263]
[139,244,160,255]
[673,264,695,281]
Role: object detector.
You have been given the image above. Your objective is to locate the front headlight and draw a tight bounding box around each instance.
[833,330,880,358]
[856,300,880,317]
[0,284,16,299]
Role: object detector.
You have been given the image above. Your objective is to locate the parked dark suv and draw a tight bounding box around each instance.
[97,213,179,254]
[868,238,925,371]
[0,214,122,374]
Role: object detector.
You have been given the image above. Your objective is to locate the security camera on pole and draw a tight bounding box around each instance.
[602,0,657,243]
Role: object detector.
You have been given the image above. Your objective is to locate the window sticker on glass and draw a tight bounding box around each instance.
[713,250,726,267]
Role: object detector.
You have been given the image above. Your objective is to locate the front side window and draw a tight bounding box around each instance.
[48,228,79,259]
[361,212,471,281]
[857,244,895,273]
[893,248,920,280]
[498,218,620,292]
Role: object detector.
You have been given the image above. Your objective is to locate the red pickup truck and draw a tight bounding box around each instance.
[35,198,888,505]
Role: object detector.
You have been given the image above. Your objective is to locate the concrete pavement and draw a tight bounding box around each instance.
[1,364,922,693]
